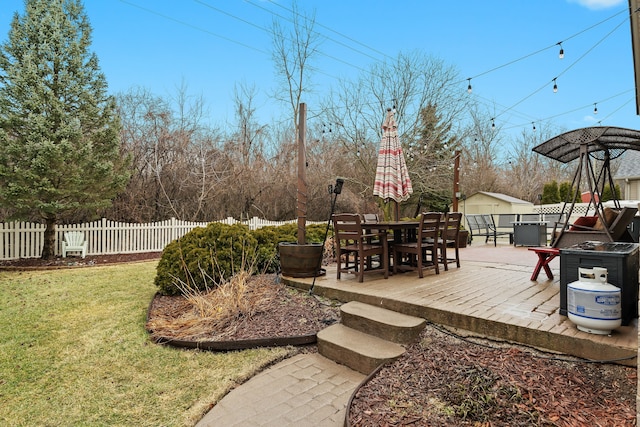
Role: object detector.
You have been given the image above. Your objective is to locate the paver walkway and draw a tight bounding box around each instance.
[196,353,364,427]
[195,242,638,426]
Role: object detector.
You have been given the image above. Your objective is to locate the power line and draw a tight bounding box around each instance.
[463,11,630,131]
[259,0,391,62]
[118,0,267,54]
[116,0,633,134]
[463,7,628,85]
[505,89,635,130]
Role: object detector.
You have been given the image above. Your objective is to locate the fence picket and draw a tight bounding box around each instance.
[0,217,324,260]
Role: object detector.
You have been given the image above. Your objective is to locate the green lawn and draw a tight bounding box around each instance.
[0,261,293,426]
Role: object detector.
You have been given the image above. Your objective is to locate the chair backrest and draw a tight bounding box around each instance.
[496,214,516,228]
[443,212,462,240]
[544,213,566,222]
[465,214,484,233]
[464,214,476,230]
[417,212,442,241]
[609,207,639,240]
[480,214,494,230]
[520,213,541,221]
[362,213,379,224]
[332,213,363,243]
[544,213,562,222]
[545,213,568,230]
[64,231,85,246]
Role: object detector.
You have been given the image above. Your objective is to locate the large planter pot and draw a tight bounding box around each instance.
[458,230,469,248]
[278,242,325,278]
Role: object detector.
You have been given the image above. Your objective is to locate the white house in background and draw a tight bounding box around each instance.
[462,191,534,216]
[613,150,640,200]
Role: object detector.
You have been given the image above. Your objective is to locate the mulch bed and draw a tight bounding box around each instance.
[3,254,637,425]
[348,324,637,427]
[145,275,341,344]
[0,252,162,269]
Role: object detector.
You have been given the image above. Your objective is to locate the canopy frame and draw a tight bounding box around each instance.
[532,126,640,247]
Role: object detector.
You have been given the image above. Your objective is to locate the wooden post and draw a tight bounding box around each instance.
[297,103,307,245]
[453,150,460,212]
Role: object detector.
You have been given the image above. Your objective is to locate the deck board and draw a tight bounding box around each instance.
[284,243,638,366]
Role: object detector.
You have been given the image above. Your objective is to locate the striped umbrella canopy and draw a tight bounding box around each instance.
[373,109,413,220]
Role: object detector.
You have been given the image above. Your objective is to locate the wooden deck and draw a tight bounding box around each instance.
[283,243,638,366]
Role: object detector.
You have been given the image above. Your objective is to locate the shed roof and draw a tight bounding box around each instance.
[470,192,532,205]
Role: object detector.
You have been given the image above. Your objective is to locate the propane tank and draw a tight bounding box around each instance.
[567,267,621,335]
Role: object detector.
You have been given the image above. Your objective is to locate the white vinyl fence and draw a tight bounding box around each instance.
[0,217,314,260]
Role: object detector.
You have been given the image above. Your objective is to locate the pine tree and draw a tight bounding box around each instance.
[0,0,130,258]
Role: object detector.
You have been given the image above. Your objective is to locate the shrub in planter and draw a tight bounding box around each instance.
[251,225,292,274]
[458,229,469,248]
[260,222,327,243]
[252,222,328,271]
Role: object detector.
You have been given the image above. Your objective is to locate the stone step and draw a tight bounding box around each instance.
[317,323,405,375]
[340,301,426,344]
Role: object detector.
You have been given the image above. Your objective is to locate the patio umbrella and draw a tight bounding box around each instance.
[373,108,413,220]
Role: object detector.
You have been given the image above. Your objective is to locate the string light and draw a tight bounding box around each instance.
[532,122,536,132]
[491,118,495,128]
[467,78,472,94]
[557,42,564,59]
[130,0,629,138]
[593,103,598,114]
[552,78,558,93]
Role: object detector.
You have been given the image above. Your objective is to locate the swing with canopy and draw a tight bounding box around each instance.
[532,126,640,248]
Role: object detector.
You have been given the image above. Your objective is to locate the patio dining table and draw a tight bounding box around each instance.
[362,220,421,274]
[367,220,420,242]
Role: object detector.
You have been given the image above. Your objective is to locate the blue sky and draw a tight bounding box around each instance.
[0,0,638,139]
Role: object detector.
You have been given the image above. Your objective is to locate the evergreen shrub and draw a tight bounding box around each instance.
[155,221,330,296]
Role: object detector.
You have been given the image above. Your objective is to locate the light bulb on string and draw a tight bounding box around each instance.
[552,78,558,93]
[557,42,564,59]
[467,78,472,94]
[491,118,495,128]
[593,103,598,115]
[532,122,536,132]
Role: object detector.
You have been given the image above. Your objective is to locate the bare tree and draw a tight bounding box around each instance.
[270,3,321,133]
[220,82,273,220]
[321,51,469,213]
[459,107,504,196]
[109,86,228,222]
[269,3,324,222]
[500,125,568,202]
